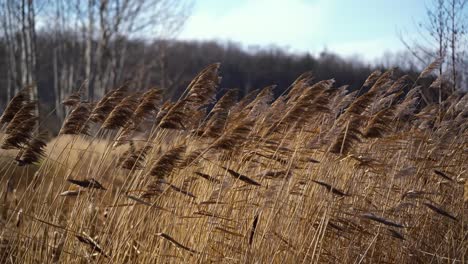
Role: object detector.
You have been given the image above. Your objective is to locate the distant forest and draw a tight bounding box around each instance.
[1,0,459,134]
[0,36,417,124]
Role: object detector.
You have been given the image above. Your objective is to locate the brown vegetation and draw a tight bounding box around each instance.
[0,62,466,263]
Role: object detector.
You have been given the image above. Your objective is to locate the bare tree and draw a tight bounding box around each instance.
[400,0,467,101]
[84,0,192,99]
[0,0,20,99]
[1,0,192,122]
[0,0,41,114]
[445,0,467,91]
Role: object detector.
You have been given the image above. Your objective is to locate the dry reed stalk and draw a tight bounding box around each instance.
[361,213,405,228]
[67,178,107,190]
[156,233,199,254]
[75,232,109,258]
[249,214,259,246]
[423,202,458,221]
[194,172,221,184]
[0,62,466,263]
[222,167,261,186]
[311,180,348,196]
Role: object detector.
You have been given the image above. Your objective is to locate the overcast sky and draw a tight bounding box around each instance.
[179,0,427,61]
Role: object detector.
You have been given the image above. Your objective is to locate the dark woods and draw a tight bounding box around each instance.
[0,0,462,135]
[0,35,417,133]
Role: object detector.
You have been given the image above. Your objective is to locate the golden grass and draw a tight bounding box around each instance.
[0,62,467,263]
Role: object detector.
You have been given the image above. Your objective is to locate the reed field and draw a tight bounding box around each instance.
[0,61,467,263]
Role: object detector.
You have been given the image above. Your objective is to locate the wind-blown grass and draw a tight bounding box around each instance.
[0,62,466,263]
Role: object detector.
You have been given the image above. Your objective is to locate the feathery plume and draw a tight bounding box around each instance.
[76,232,109,258]
[5,101,36,134]
[363,107,395,138]
[59,102,92,135]
[211,89,239,115]
[2,116,38,149]
[229,89,259,116]
[62,92,82,107]
[160,64,221,129]
[419,57,444,79]
[344,90,377,117]
[133,88,162,123]
[245,85,276,118]
[201,112,229,138]
[102,93,140,130]
[210,119,255,151]
[368,69,394,94]
[17,133,47,166]
[120,145,152,170]
[143,146,186,198]
[429,74,445,89]
[0,87,30,124]
[363,70,382,87]
[329,118,363,155]
[90,85,127,123]
[385,75,410,96]
[148,145,186,178]
[267,79,334,134]
[286,71,314,103]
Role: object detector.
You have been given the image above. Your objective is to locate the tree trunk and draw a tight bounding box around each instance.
[85,0,96,101]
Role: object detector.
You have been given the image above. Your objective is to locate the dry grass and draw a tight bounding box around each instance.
[0,62,467,263]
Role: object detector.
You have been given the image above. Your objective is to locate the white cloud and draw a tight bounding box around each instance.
[179,0,409,60]
[180,0,325,51]
[326,37,406,61]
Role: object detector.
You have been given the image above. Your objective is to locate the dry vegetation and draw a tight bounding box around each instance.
[0,61,467,263]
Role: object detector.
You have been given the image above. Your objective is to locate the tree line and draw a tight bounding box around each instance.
[0,0,464,134]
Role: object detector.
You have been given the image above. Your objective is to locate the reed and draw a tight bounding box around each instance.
[0,62,466,263]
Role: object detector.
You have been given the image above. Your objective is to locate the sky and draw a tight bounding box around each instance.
[179,0,427,61]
